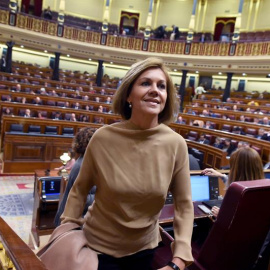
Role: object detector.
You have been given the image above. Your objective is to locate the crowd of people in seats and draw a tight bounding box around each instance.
[201,147,270,270]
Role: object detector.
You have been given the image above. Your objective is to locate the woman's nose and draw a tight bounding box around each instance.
[148,84,159,95]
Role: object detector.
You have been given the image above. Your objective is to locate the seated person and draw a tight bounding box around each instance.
[3,107,12,115]
[52,112,62,120]
[197,134,210,144]
[213,137,223,149]
[24,109,31,118]
[54,128,96,226]
[32,96,43,105]
[70,113,77,122]
[222,138,237,156]
[201,148,269,270]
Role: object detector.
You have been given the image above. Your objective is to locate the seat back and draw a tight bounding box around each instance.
[192,180,270,270]
[62,127,74,136]
[10,124,24,133]
[28,125,41,134]
[45,126,58,135]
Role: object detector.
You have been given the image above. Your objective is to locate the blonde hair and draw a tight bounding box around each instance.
[112,57,178,124]
[227,147,264,187]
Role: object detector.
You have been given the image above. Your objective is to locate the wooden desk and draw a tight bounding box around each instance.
[159,201,209,226]
[31,170,64,247]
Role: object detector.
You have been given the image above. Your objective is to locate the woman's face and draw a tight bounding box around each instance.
[127,68,167,120]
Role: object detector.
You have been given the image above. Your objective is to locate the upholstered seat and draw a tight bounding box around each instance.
[189,180,270,270]
[152,180,270,270]
[28,125,41,134]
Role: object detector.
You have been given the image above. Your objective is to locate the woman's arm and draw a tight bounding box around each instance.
[167,140,194,268]
[201,168,228,183]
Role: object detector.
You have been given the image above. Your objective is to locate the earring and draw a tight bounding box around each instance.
[129,102,132,108]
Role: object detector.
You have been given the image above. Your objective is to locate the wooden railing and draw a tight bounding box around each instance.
[171,119,270,164]
[2,8,270,57]
[183,104,269,122]
[191,99,270,113]
[0,217,47,270]
[2,115,230,172]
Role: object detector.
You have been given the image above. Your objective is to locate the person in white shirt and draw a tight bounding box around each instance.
[195,84,207,99]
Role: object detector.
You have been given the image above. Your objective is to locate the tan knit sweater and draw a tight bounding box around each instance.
[61,121,194,263]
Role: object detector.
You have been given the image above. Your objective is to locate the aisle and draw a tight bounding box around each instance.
[0,174,34,244]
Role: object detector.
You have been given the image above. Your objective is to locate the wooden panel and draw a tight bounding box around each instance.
[12,144,45,160]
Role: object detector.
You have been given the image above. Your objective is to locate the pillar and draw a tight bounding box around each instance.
[102,0,110,33]
[5,41,14,74]
[187,0,198,42]
[144,0,154,39]
[222,72,233,102]
[232,0,244,42]
[179,70,188,112]
[96,60,104,87]
[52,52,60,81]
[58,0,65,25]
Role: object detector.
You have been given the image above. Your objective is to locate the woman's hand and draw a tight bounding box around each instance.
[201,168,224,178]
[211,206,220,217]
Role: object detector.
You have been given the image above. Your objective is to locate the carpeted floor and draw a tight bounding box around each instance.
[0,175,34,244]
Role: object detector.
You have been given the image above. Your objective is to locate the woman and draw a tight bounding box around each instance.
[61,58,194,270]
[54,127,96,227]
[202,147,264,216]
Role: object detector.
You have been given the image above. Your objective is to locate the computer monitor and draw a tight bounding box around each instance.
[190,174,219,202]
[165,174,219,204]
[40,176,62,200]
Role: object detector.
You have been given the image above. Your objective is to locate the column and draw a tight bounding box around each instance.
[58,0,65,25]
[232,0,244,42]
[102,0,110,33]
[96,60,104,87]
[222,72,233,102]
[5,41,14,74]
[187,0,198,42]
[179,70,188,112]
[52,52,60,81]
[9,0,18,26]
[144,0,154,39]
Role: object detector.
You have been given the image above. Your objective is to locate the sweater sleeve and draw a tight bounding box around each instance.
[60,140,97,226]
[170,139,194,264]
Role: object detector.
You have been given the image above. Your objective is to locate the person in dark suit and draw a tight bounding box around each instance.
[154,25,167,39]
[54,127,96,226]
[32,96,43,105]
[223,138,237,156]
[197,134,210,145]
[0,55,6,72]
[213,137,223,149]
[52,112,62,120]
[171,25,180,40]
[43,6,52,20]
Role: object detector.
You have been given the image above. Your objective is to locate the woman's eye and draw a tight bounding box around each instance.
[159,84,166,89]
[141,81,150,86]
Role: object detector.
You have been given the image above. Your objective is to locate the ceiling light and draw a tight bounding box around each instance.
[195,71,199,74]
[44,50,47,53]
[20,45,24,48]
[218,72,222,75]
[173,69,177,72]
[88,58,92,61]
[242,73,246,76]
[110,61,113,64]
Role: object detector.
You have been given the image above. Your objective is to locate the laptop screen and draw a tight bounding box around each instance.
[190,174,210,201]
[41,177,61,197]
